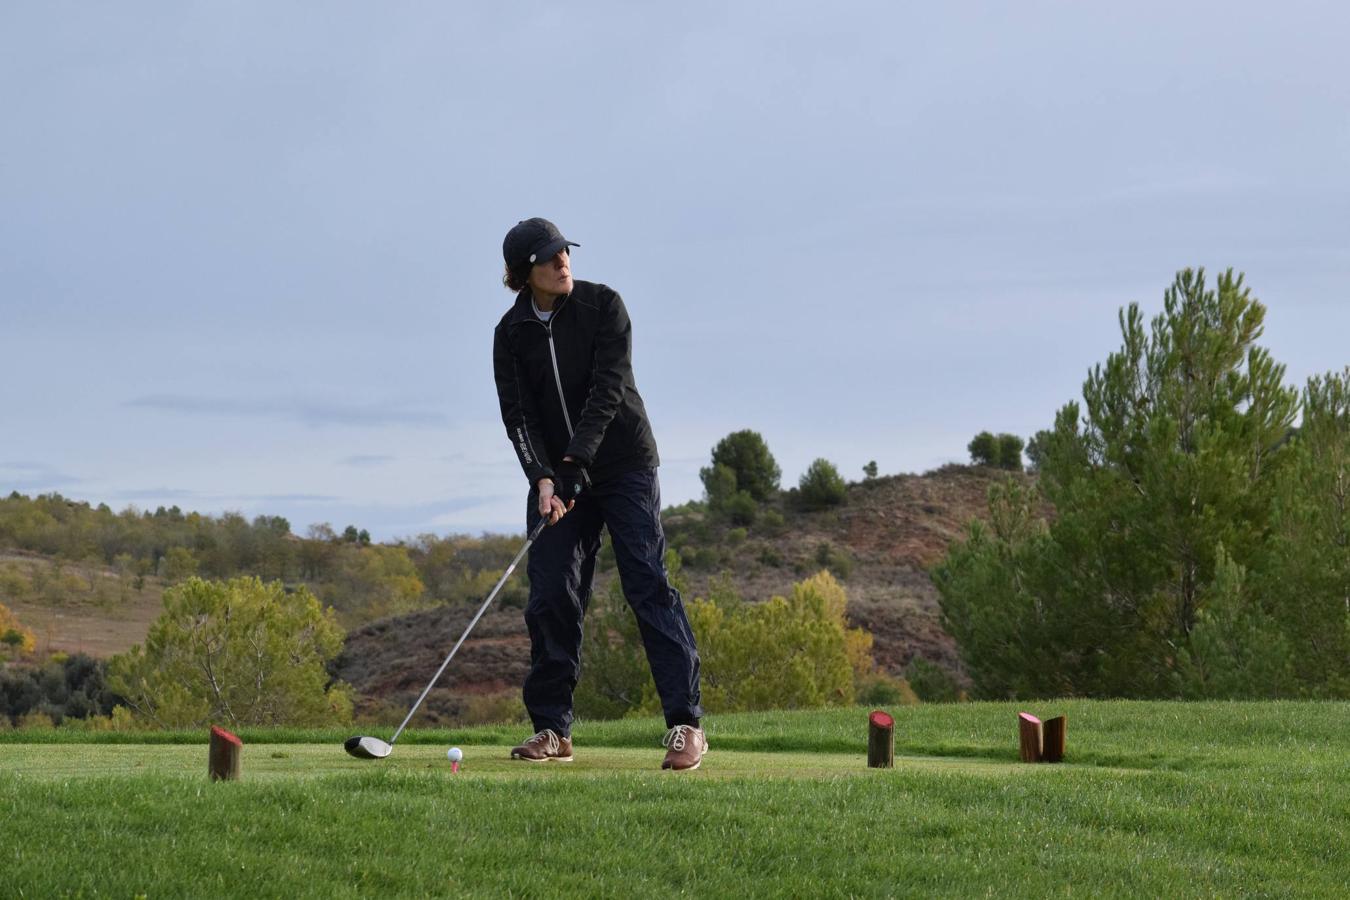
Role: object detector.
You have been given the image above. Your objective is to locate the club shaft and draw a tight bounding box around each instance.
[387,516,548,747]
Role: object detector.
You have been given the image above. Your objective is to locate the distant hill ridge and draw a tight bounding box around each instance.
[2,466,1019,717]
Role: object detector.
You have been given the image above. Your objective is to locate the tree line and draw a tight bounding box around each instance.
[936,269,1349,699]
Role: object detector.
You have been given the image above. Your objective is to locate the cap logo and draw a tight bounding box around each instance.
[529,253,537,263]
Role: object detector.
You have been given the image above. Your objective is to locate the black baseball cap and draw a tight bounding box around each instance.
[502,218,580,270]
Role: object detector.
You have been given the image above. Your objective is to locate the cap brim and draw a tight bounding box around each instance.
[529,238,579,264]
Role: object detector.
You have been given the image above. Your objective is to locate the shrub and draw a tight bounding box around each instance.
[797,459,848,510]
[722,491,758,526]
[757,544,784,568]
[459,690,527,726]
[757,509,786,536]
[856,671,919,707]
[17,710,55,730]
[905,657,962,703]
[814,541,853,580]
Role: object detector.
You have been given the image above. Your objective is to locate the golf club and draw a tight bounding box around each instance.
[344,514,550,759]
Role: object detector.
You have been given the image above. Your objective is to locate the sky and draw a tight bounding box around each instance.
[3,2,1348,541]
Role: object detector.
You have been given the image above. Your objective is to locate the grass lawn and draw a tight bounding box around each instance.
[2,701,1346,897]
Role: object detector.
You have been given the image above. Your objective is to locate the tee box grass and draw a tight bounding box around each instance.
[1,701,1346,897]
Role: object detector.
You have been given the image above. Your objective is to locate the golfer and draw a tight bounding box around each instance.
[492,217,706,771]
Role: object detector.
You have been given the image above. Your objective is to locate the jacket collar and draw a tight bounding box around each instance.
[507,286,572,326]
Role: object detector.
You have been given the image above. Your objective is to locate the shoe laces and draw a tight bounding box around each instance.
[663,724,697,752]
[528,730,560,755]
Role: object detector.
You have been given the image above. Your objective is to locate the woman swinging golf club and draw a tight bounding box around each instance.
[493,217,706,771]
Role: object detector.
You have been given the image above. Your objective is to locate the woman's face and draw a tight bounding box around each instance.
[528,248,573,299]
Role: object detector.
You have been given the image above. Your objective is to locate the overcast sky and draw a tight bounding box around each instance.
[3,2,1347,540]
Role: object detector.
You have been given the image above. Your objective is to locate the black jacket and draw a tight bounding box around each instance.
[493,279,660,487]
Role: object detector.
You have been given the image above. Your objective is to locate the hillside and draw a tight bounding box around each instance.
[333,465,1019,720]
[2,465,1020,720]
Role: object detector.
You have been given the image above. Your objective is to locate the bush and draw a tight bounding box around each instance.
[576,571,877,719]
[757,544,784,568]
[726,528,748,545]
[856,671,919,707]
[757,509,786,536]
[905,657,962,703]
[813,541,853,580]
[458,690,527,726]
[17,710,55,730]
[798,459,848,510]
[0,653,119,725]
[722,491,758,526]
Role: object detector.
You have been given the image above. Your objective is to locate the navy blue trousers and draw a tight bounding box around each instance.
[523,467,703,736]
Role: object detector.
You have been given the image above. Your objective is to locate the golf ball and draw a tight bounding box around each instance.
[447,747,463,762]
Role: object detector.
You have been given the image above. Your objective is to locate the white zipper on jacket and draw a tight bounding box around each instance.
[524,297,576,439]
[546,328,575,438]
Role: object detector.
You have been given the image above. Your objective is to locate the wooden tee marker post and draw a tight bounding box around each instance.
[1017,713,1067,763]
[1042,715,1067,763]
[867,710,895,768]
[209,725,242,781]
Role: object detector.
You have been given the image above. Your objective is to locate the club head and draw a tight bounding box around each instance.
[344,735,393,759]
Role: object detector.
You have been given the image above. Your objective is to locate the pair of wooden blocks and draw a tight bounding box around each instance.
[1018,712,1066,763]
[864,710,1068,768]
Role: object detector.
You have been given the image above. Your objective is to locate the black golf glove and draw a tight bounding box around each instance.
[553,460,588,504]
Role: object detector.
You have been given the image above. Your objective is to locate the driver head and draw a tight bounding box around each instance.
[344,735,392,759]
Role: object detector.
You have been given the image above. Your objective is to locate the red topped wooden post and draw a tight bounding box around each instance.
[209,725,243,781]
[1017,713,1043,763]
[867,710,895,768]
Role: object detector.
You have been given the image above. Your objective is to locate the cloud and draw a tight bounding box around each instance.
[124,394,449,428]
[103,487,205,501]
[0,461,83,491]
[246,493,340,503]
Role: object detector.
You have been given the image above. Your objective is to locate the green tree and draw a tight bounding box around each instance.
[108,577,353,727]
[1173,545,1297,698]
[862,460,879,481]
[938,269,1305,697]
[701,430,781,502]
[159,546,199,583]
[797,458,848,510]
[700,463,738,510]
[1253,368,1350,695]
[996,434,1025,471]
[967,431,997,467]
[322,545,426,620]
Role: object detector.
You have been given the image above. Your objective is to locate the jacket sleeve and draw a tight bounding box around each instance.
[564,290,632,466]
[493,324,554,485]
